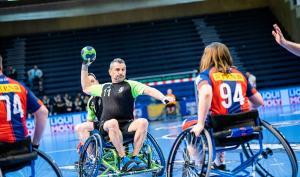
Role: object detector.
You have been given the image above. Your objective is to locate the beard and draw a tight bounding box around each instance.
[115,75,125,82]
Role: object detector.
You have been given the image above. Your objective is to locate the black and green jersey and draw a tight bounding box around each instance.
[86,96,103,122]
[89,80,147,122]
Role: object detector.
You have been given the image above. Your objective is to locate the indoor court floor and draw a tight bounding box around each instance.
[39,104,300,177]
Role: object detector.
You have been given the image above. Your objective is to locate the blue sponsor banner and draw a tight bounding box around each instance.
[260,89,282,107]
[27,112,87,135]
[26,118,35,136]
[288,87,300,104]
[260,86,300,107]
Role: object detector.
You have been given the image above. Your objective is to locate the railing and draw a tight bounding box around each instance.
[130,70,198,84]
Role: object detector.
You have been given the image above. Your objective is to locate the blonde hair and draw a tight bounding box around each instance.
[199,42,233,73]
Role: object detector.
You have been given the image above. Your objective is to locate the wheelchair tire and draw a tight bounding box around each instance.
[167,128,213,177]
[34,148,63,177]
[146,133,166,176]
[79,134,103,177]
[4,148,63,177]
[242,120,298,177]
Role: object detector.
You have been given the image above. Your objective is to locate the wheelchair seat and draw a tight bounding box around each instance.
[0,137,37,173]
[167,109,298,177]
[90,129,134,149]
[208,110,261,146]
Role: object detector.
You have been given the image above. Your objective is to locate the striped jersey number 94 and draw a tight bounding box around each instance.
[0,94,24,121]
[220,83,245,109]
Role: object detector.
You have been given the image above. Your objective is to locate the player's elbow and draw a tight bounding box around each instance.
[250,93,264,108]
[82,88,90,95]
[34,105,48,120]
[40,105,49,117]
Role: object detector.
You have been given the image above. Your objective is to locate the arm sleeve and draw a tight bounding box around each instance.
[26,88,43,113]
[86,97,96,122]
[127,80,147,98]
[195,71,211,88]
[89,84,103,96]
[243,73,257,97]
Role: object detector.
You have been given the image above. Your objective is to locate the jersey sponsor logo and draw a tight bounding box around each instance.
[118,86,124,93]
[0,84,21,93]
[103,86,111,96]
[212,73,244,81]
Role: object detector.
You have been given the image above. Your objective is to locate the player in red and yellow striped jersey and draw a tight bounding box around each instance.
[0,55,48,147]
[182,42,264,169]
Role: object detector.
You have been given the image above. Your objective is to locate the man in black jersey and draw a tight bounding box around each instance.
[81,58,174,171]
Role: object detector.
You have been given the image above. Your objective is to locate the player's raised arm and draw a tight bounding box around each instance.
[81,64,91,94]
[272,24,300,57]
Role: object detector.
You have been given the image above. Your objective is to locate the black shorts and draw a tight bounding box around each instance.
[99,120,135,140]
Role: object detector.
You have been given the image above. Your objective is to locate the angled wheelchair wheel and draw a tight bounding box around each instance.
[79,134,103,177]
[167,129,213,177]
[4,148,63,177]
[242,120,298,177]
[144,133,166,176]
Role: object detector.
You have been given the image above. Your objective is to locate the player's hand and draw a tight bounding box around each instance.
[190,123,204,137]
[163,96,175,104]
[82,58,95,66]
[272,24,287,46]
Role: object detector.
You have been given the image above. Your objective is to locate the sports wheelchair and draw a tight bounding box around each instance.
[78,129,165,177]
[0,136,63,177]
[167,110,298,177]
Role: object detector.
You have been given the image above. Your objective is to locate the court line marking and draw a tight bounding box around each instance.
[46,148,77,154]
[154,124,182,130]
[279,111,300,117]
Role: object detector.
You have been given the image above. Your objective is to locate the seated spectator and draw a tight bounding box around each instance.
[165,88,177,117]
[64,93,73,113]
[6,66,17,80]
[74,95,83,112]
[53,94,65,114]
[42,95,52,115]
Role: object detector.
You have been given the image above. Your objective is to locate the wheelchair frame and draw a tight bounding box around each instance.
[167,112,298,177]
[78,131,165,177]
[0,142,63,177]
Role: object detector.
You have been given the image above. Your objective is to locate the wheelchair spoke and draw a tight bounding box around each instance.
[167,129,212,177]
[79,135,101,177]
[242,121,298,177]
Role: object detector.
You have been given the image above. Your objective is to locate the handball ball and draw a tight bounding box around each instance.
[81,46,96,64]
